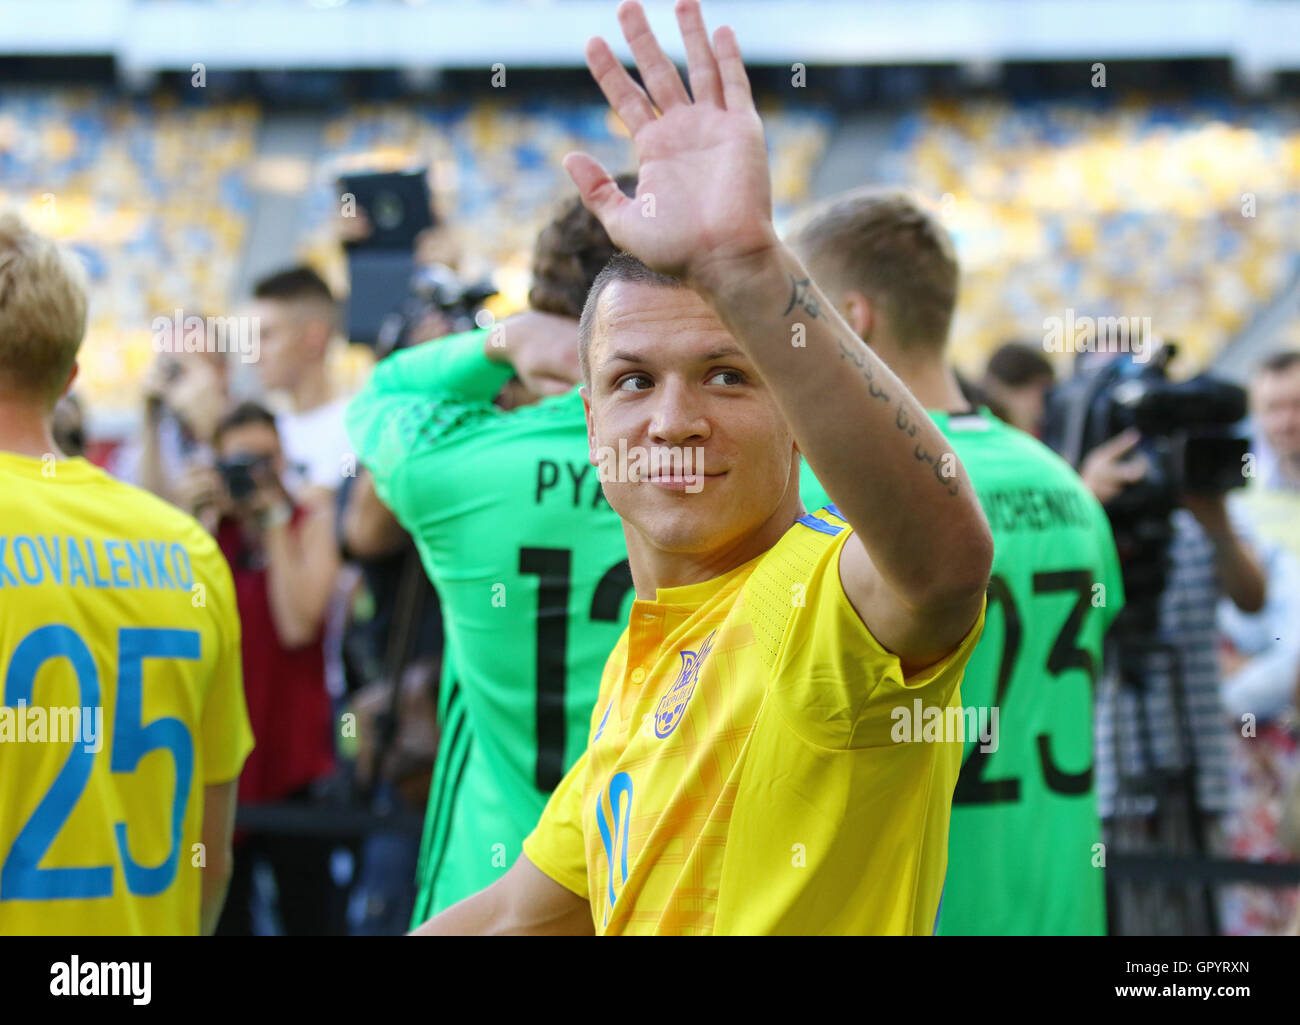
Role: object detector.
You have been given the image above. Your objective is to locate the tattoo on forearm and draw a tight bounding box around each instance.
[893,387,962,498]
[913,444,961,496]
[783,276,822,319]
[836,338,890,402]
[895,404,917,437]
[833,337,961,498]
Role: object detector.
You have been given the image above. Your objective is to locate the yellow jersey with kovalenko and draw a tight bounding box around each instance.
[0,453,252,936]
[522,504,986,935]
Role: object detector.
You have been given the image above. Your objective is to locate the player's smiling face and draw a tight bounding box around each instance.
[581,280,800,558]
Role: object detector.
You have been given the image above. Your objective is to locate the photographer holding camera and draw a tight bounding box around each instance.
[177,401,346,935]
[110,346,230,503]
[1048,344,1266,935]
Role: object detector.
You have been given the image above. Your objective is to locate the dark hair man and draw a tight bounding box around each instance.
[788,185,1125,935]
[982,341,1056,436]
[414,0,992,935]
[251,266,353,498]
[347,176,637,920]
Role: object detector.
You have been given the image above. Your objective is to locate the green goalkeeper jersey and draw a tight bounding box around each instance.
[933,409,1124,936]
[346,330,636,922]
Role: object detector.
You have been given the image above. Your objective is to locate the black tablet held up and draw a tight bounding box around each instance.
[338,170,434,345]
[338,169,435,251]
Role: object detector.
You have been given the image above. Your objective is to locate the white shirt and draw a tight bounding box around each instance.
[276,396,355,495]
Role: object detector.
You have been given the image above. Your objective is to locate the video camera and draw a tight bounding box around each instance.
[1042,343,1249,638]
[373,263,498,358]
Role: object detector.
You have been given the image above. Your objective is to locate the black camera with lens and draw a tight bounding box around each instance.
[1042,343,1249,640]
[217,453,273,504]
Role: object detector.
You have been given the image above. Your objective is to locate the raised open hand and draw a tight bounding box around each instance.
[564,0,776,291]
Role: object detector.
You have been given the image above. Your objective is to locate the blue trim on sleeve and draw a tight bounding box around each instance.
[796,511,843,536]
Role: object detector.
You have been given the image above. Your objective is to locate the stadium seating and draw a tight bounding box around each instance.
[6,89,1298,415]
[881,99,1300,376]
[0,91,258,422]
[0,92,829,420]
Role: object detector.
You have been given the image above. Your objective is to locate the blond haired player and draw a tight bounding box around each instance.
[0,213,252,935]
[414,0,992,936]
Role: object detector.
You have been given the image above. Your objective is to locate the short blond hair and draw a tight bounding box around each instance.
[788,187,958,351]
[0,211,88,405]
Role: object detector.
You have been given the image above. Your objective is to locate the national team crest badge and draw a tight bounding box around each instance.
[653,630,718,738]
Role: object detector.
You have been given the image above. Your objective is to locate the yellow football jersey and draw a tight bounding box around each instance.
[523,505,985,935]
[0,453,253,935]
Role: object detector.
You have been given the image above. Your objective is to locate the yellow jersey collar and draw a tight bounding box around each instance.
[0,452,101,484]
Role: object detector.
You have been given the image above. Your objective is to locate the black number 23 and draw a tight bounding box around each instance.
[953,570,1097,805]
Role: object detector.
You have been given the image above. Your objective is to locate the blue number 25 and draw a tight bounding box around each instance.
[1,626,198,902]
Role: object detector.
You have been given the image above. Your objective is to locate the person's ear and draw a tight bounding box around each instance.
[581,386,598,467]
[841,290,874,342]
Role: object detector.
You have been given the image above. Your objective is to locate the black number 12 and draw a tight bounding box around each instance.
[519,547,633,790]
